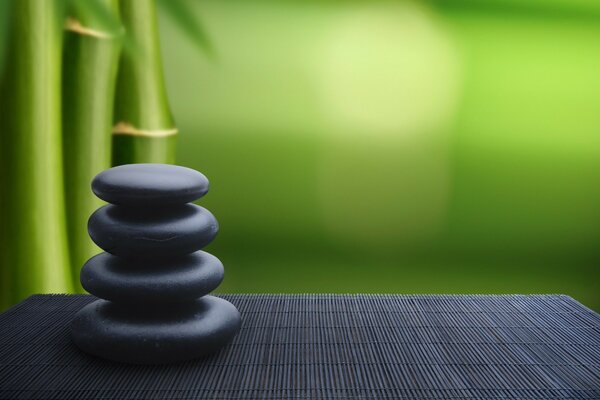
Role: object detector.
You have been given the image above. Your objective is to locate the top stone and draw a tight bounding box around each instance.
[92,164,209,206]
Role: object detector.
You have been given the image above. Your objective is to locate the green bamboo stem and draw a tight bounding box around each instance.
[113,0,176,165]
[62,0,122,292]
[0,0,72,308]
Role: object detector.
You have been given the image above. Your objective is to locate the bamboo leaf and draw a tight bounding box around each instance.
[157,0,214,57]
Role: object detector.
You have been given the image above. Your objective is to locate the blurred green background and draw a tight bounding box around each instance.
[158,0,600,309]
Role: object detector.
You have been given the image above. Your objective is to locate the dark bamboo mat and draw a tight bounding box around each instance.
[0,294,599,399]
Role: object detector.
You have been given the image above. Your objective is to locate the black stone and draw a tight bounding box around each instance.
[71,296,241,364]
[72,163,240,364]
[92,164,209,206]
[88,204,218,258]
[80,251,224,304]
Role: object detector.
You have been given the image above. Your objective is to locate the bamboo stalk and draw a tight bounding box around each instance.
[62,0,122,292]
[0,0,72,308]
[113,0,176,165]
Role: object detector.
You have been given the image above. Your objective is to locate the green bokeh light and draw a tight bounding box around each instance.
[158,0,600,310]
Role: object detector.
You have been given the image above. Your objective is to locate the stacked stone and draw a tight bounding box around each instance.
[71,164,241,364]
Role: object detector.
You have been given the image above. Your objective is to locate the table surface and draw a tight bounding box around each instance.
[0,294,599,399]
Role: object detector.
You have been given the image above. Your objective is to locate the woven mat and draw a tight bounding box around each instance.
[0,294,599,399]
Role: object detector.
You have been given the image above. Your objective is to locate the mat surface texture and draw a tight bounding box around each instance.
[0,294,599,399]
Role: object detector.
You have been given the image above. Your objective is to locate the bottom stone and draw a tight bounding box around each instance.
[70,296,241,364]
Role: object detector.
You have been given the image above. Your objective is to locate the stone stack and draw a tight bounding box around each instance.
[70,164,241,364]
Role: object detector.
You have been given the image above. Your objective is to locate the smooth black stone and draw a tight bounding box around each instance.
[71,296,241,364]
[81,251,224,303]
[88,204,218,258]
[92,164,209,206]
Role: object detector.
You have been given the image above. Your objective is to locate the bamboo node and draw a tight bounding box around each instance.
[112,122,178,138]
[64,17,120,39]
